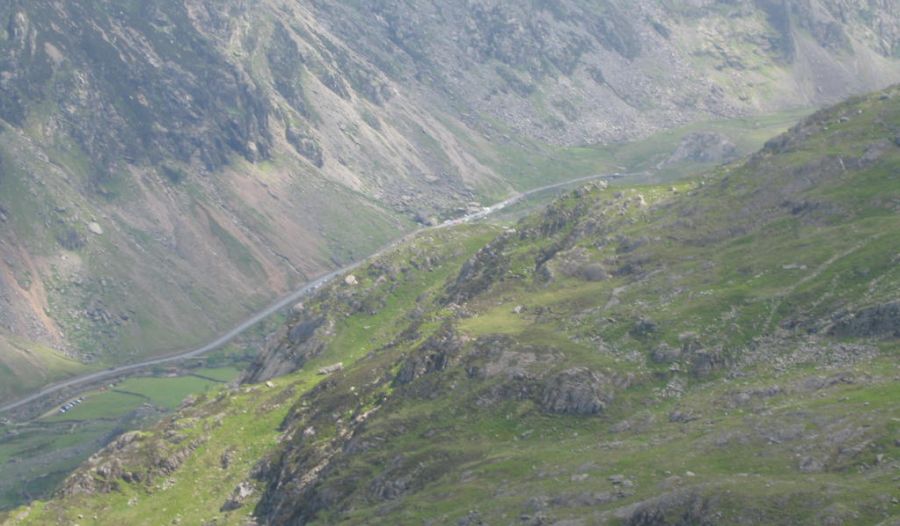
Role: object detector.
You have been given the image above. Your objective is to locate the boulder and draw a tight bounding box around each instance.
[221,481,255,512]
[668,409,699,423]
[631,317,658,338]
[798,456,824,473]
[689,349,726,378]
[285,126,324,167]
[457,511,484,526]
[579,263,609,282]
[318,363,344,375]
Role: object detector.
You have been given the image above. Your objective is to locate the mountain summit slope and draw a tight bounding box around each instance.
[1,0,899,400]
[7,86,899,525]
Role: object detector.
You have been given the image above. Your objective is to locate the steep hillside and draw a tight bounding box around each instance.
[316,0,900,144]
[7,86,898,525]
[1,0,899,400]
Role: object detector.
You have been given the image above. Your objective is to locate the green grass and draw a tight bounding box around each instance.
[43,391,146,422]
[190,366,242,383]
[0,334,91,403]
[0,419,123,510]
[42,374,226,423]
[204,210,266,278]
[112,376,222,410]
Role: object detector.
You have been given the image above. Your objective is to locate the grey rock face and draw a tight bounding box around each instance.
[288,318,325,346]
[689,349,727,379]
[579,263,610,282]
[541,367,612,415]
[1,2,272,175]
[650,344,682,364]
[242,317,329,384]
[221,481,255,512]
[285,126,325,168]
[619,490,717,526]
[394,324,462,386]
[444,235,512,304]
[828,302,900,338]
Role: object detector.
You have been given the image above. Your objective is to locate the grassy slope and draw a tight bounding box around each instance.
[283,89,899,525]
[0,334,90,402]
[6,89,900,524]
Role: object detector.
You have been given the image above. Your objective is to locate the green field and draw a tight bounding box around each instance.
[189,366,242,383]
[43,391,146,423]
[44,368,242,423]
[113,375,222,410]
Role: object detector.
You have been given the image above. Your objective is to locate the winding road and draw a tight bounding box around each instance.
[0,172,624,416]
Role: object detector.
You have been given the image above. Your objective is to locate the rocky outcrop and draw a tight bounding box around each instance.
[688,349,728,379]
[828,302,900,339]
[444,235,511,304]
[540,368,612,416]
[221,481,255,512]
[617,490,718,526]
[60,431,206,497]
[242,316,330,384]
[393,324,463,386]
[650,344,681,364]
[367,453,457,503]
[285,126,325,168]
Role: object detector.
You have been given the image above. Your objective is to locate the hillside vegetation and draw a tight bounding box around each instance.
[2,0,899,400]
[5,86,898,525]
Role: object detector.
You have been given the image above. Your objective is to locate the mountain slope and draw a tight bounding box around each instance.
[314,0,900,144]
[2,0,899,401]
[7,85,899,525]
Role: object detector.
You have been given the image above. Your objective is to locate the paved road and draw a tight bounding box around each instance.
[0,172,623,416]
